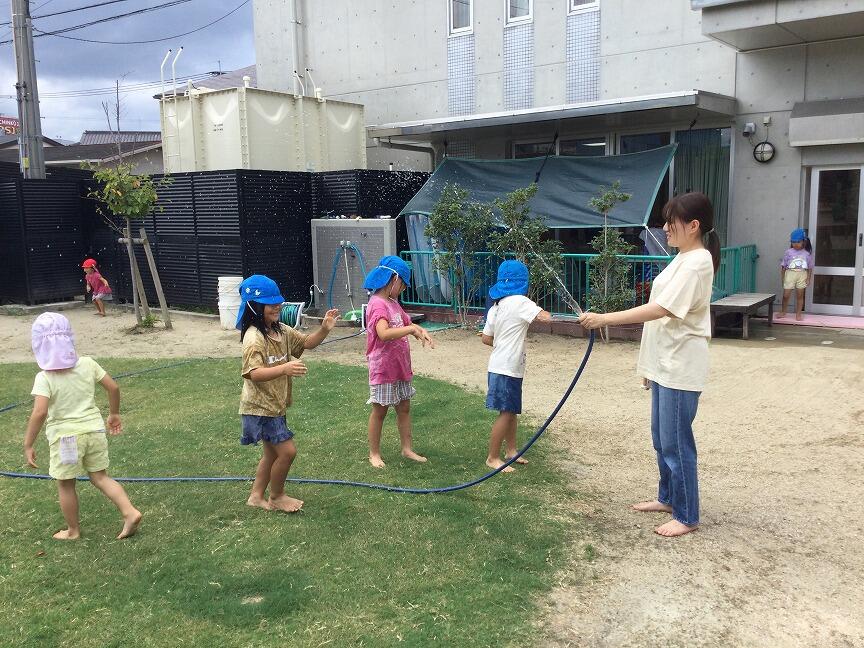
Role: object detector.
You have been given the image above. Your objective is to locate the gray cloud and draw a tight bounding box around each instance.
[1,0,255,141]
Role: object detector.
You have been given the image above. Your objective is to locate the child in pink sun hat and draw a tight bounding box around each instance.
[24,312,142,540]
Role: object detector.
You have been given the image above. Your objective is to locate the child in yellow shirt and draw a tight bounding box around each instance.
[24,313,141,540]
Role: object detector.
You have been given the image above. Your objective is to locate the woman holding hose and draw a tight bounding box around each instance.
[579,193,719,537]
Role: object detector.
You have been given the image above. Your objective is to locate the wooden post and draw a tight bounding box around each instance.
[140,228,172,329]
[123,224,141,324]
[124,223,151,320]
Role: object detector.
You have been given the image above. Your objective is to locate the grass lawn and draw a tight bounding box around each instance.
[0,357,584,647]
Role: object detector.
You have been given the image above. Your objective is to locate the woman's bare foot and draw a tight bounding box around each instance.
[795,314,803,321]
[401,450,427,463]
[655,520,698,537]
[486,458,515,473]
[369,455,386,468]
[117,510,143,539]
[269,495,304,513]
[631,500,673,513]
[776,312,786,319]
[53,529,80,540]
[505,454,529,465]
[246,495,271,510]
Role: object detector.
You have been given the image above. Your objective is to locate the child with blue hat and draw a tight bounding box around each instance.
[363,256,434,468]
[481,260,552,473]
[778,228,813,321]
[236,274,340,513]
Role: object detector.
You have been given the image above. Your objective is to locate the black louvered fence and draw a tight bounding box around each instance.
[1,166,429,307]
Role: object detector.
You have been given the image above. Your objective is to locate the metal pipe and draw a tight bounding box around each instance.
[171,47,184,170]
[171,47,183,97]
[293,70,306,96]
[159,49,172,103]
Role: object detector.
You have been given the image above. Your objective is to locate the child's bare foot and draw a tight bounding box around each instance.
[486,458,515,473]
[776,312,786,319]
[401,450,427,463]
[505,454,528,465]
[654,520,698,537]
[795,314,803,321]
[117,509,143,539]
[269,495,304,513]
[369,455,386,468]
[246,495,271,510]
[53,529,80,540]
[631,500,673,513]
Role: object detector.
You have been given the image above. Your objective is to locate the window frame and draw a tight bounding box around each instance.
[506,0,533,25]
[449,0,474,35]
[568,0,599,15]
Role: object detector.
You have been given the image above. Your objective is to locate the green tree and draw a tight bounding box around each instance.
[587,181,633,339]
[425,184,495,325]
[488,184,563,307]
[88,163,171,326]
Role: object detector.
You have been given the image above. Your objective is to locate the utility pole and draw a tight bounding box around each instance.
[11,0,46,179]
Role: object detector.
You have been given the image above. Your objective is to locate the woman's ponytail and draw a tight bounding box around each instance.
[704,230,721,274]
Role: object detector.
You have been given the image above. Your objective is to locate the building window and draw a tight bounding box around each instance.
[450,0,473,34]
[569,0,598,13]
[560,137,606,156]
[507,0,532,24]
[513,141,555,159]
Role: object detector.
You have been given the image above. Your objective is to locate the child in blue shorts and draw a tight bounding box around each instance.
[236,275,339,513]
[481,261,552,473]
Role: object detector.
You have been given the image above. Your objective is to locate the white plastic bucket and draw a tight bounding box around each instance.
[217,276,243,330]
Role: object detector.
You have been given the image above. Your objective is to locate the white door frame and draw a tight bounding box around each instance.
[806,165,864,316]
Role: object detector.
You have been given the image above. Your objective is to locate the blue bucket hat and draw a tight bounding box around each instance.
[489,260,529,300]
[790,228,806,243]
[363,255,411,291]
[235,274,285,329]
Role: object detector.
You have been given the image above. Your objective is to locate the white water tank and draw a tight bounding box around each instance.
[160,86,366,173]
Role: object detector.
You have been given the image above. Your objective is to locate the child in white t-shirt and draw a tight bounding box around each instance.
[481,260,551,473]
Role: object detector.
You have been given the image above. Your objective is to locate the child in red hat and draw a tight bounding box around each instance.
[81,258,112,317]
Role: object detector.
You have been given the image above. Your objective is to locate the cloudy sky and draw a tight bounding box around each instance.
[0,0,255,141]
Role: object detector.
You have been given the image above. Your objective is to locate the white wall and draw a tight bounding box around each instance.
[599,0,736,99]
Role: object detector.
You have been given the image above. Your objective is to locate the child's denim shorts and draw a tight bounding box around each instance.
[486,372,523,414]
[240,415,295,446]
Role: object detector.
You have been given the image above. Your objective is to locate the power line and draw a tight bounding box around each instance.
[0,0,57,37]
[33,0,137,20]
[32,0,193,37]
[0,0,249,46]
[0,71,222,99]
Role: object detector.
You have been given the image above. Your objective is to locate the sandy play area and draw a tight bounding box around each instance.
[2,307,862,647]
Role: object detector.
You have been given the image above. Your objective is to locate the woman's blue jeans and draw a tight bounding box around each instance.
[650,381,701,526]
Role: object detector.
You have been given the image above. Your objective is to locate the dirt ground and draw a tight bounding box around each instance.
[2,306,863,647]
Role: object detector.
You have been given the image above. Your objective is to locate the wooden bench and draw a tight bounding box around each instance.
[710,293,775,340]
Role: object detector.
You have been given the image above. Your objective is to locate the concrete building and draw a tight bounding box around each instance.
[253,0,864,316]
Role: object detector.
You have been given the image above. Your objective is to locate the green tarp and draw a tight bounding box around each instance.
[400,144,677,228]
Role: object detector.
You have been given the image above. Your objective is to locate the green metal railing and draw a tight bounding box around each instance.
[400,244,758,315]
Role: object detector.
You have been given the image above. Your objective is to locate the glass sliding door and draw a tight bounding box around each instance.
[807,167,864,315]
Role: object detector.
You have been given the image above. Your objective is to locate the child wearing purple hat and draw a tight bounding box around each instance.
[481,260,552,473]
[23,313,141,540]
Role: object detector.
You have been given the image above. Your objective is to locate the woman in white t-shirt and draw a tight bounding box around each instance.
[579,193,719,537]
